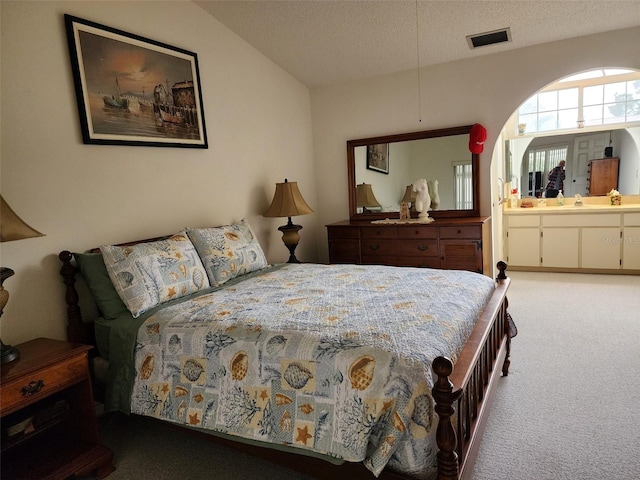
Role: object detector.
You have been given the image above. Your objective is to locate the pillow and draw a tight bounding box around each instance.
[100,233,210,318]
[74,252,128,320]
[187,219,268,287]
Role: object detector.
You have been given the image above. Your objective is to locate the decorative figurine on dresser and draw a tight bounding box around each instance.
[328,124,491,275]
[412,178,433,223]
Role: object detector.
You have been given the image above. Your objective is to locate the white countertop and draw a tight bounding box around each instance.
[503,195,640,214]
[504,204,640,214]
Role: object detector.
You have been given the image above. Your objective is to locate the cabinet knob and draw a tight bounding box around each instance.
[417,245,429,251]
[369,244,380,251]
[21,380,45,396]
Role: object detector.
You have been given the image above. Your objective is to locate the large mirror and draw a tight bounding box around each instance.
[506,127,640,199]
[348,125,479,220]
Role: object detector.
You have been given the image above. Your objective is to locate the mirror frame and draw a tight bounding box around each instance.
[347,125,480,221]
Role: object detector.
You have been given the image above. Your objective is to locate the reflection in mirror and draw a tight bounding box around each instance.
[356,183,382,212]
[347,126,479,220]
[506,127,640,199]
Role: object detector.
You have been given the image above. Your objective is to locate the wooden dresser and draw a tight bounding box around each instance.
[327,216,491,275]
[587,157,619,195]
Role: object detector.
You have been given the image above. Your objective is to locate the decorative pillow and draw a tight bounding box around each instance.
[100,234,210,318]
[74,252,128,320]
[187,219,268,287]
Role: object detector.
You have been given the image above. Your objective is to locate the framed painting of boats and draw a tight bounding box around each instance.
[64,15,208,148]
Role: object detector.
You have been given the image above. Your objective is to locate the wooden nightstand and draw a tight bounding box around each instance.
[1,337,114,479]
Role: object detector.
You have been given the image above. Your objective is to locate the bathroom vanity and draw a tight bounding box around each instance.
[504,200,640,273]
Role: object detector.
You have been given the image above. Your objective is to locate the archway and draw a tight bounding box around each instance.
[503,68,640,201]
[494,67,640,268]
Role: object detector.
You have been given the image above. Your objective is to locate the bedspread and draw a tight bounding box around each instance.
[129,264,494,478]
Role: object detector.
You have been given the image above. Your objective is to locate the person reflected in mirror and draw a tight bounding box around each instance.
[545,160,565,198]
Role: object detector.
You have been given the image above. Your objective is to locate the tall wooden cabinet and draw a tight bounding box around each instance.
[327,217,491,275]
[587,157,619,195]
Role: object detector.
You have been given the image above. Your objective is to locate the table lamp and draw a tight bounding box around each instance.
[401,184,416,209]
[263,179,313,263]
[356,183,381,212]
[1,195,45,364]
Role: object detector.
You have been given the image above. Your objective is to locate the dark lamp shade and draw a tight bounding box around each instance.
[264,180,313,218]
[356,183,381,208]
[1,195,45,242]
[401,185,416,203]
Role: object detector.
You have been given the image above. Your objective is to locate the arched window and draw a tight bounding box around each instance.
[518,69,640,134]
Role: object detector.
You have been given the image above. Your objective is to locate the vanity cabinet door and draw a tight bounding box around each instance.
[506,228,540,267]
[623,227,640,269]
[542,228,579,268]
[581,228,621,269]
[623,214,640,270]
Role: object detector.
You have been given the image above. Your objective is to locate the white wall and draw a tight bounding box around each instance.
[311,26,640,267]
[0,1,316,345]
[618,127,640,194]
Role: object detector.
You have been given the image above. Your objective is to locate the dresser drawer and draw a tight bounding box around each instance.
[361,239,393,255]
[327,226,360,240]
[329,239,361,264]
[1,355,88,416]
[362,239,438,257]
[396,226,437,239]
[362,255,441,268]
[439,225,481,239]
[361,227,398,239]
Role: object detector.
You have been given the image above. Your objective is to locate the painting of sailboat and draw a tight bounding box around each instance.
[65,14,207,148]
[103,77,129,109]
[138,87,152,110]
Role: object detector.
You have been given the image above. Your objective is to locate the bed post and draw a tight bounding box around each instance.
[432,356,462,480]
[59,250,89,344]
[496,260,511,376]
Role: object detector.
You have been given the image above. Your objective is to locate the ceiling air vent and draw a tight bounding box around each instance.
[466,27,512,49]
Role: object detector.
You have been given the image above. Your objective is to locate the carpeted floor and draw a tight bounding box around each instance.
[95,271,640,479]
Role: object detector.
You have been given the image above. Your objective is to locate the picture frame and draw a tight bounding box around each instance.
[366,143,389,174]
[64,15,208,148]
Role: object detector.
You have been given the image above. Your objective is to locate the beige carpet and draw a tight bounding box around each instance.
[95,271,640,479]
[471,271,640,480]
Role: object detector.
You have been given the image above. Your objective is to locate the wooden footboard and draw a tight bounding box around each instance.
[59,249,510,480]
[432,261,510,480]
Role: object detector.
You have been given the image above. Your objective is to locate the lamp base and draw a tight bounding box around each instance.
[278,221,303,263]
[1,340,19,364]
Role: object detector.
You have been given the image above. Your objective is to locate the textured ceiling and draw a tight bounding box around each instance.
[195,0,640,88]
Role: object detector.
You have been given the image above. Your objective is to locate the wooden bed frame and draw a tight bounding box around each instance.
[59,246,511,480]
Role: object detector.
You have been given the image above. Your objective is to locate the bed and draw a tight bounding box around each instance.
[58,220,511,480]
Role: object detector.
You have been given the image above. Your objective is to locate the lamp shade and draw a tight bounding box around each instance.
[401,185,416,204]
[264,179,313,218]
[1,195,44,242]
[356,183,381,208]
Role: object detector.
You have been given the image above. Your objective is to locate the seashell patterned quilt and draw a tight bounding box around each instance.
[128,263,494,479]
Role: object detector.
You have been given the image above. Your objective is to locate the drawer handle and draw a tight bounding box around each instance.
[417,245,429,251]
[369,244,380,251]
[21,380,45,396]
